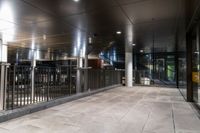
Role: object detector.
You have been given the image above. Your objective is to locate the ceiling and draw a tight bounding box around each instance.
[0,0,181,59]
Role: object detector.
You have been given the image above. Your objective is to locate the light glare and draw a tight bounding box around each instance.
[116,31,121,34]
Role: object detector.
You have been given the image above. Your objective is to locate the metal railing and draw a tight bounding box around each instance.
[6,65,32,109]
[5,65,77,110]
[87,69,122,91]
[0,64,122,110]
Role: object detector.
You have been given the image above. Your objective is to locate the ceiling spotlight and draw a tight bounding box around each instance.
[116,31,122,34]
[43,34,46,40]
[73,0,80,2]
[132,44,136,46]
[140,50,144,53]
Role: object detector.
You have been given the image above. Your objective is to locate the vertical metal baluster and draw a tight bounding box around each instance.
[35,67,37,103]
[39,68,41,102]
[16,66,19,108]
[23,67,25,106]
[69,66,71,95]
[56,68,57,98]
[5,65,8,110]
[8,66,11,109]
[41,67,42,102]
[18,67,20,107]
[53,68,55,99]
[46,68,48,101]
[7,66,10,110]
[28,67,30,105]
[41,67,43,102]
[10,66,12,110]
[19,67,21,107]
[37,68,38,102]
[40,68,42,102]
[20,67,22,107]
[28,67,30,104]
[49,68,51,100]
[43,68,45,101]
[52,68,54,99]
[25,67,27,105]
[47,68,49,101]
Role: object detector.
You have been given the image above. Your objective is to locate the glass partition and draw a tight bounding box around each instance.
[192,25,200,106]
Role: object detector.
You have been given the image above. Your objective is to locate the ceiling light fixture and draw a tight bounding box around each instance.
[43,34,46,40]
[132,44,136,46]
[116,31,121,35]
[73,0,80,2]
[140,50,144,53]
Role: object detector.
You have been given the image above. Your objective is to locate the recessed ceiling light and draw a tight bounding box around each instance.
[140,50,144,53]
[116,31,121,34]
[132,44,136,46]
[43,34,46,40]
[74,0,79,2]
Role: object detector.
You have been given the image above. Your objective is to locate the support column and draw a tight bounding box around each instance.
[0,63,7,110]
[0,39,8,110]
[31,50,36,103]
[84,54,88,92]
[76,56,82,93]
[125,40,133,87]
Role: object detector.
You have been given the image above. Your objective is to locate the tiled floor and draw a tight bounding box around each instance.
[0,86,200,133]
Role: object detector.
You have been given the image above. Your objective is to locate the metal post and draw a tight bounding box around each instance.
[31,51,36,103]
[47,68,50,101]
[0,64,5,110]
[76,56,81,93]
[0,39,8,110]
[4,64,8,110]
[84,54,88,92]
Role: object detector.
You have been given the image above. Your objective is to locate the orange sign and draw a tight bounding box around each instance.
[192,72,200,83]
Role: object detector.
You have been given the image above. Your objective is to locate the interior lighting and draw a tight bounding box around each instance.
[116,31,122,34]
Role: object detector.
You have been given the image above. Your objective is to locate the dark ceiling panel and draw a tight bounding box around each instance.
[0,19,78,46]
[116,0,152,5]
[22,0,117,17]
[132,19,176,52]
[0,0,51,24]
[121,0,178,24]
[65,7,131,33]
[2,0,181,59]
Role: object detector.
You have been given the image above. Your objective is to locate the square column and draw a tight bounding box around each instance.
[76,56,83,93]
[125,38,133,87]
[125,52,133,87]
[0,41,8,110]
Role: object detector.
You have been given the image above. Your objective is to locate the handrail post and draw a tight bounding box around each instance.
[0,63,9,110]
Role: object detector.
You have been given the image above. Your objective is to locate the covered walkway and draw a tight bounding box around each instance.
[0,86,199,133]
